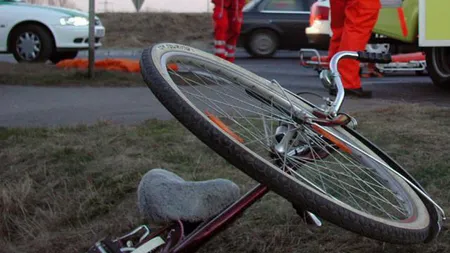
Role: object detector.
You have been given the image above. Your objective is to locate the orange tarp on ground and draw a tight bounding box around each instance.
[56,58,178,72]
[57,58,141,72]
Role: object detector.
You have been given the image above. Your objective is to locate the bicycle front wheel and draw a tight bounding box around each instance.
[140,43,435,244]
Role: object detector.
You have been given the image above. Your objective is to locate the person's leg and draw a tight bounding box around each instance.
[213,0,229,59]
[322,0,349,92]
[337,0,381,91]
[328,0,347,59]
[225,0,245,62]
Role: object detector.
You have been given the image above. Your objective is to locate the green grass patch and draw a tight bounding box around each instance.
[0,104,449,253]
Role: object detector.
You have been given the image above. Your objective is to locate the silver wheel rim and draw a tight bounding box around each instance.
[16,32,41,61]
[251,33,276,55]
[149,49,429,227]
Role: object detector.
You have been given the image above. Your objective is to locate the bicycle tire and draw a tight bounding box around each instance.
[140,43,435,244]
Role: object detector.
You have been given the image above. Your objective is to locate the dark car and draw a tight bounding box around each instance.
[238,0,317,57]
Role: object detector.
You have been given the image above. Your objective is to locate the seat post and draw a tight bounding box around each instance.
[170,183,270,253]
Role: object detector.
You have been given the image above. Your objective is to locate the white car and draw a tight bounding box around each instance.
[305,0,330,50]
[0,0,105,63]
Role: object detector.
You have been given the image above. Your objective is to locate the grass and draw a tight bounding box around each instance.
[0,103,449,253]
[0,13,214,87]
[0,62,145,87]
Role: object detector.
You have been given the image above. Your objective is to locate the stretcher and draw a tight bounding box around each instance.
[299,48,427,76]
[299,49,330,74]
[375,52,427,74]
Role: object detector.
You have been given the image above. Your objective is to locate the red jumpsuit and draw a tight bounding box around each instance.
[212,0,246,63]
[328,0,381,90]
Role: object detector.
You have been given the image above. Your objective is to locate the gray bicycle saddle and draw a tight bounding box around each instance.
[137,168,240,224]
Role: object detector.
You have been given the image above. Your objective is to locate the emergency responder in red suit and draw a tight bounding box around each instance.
[328,0,381,98]
[212,0,246,63]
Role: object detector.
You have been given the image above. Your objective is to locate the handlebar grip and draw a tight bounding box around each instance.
[357,51,392,63]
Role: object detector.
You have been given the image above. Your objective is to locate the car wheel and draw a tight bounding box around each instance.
[247,29,279,58]
[10,24,54,63]
[425,47,450,89]
[50,51,78,64]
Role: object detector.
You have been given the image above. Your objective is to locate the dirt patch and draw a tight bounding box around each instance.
[0,103,449,252]
[0,62,145,86]
[97,13,214,49]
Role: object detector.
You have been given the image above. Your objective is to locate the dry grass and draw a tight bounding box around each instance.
[0,62,145,86]
[0,103,449,253]
[97,13,213,49]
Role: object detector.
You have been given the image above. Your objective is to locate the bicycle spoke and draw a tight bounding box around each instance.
[160,57,414,221]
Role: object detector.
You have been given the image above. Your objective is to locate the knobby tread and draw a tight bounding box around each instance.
[139,46,430,244]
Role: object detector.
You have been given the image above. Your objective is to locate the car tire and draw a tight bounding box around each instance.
[10,24,54,63]
[425,47,450,89]
[246,29,279,58]
[50,51,78,64]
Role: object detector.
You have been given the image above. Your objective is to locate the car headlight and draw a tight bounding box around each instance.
[60,16,89,26]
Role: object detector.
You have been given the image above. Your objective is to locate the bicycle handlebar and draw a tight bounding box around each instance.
[327,51,392,116]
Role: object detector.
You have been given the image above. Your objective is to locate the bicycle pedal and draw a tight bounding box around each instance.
[86,225,166,253]
[131,237,166,253]
[86,237,123,253]
[115,225,152,245]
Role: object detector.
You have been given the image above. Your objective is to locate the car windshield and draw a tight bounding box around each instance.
[243,0,262,12]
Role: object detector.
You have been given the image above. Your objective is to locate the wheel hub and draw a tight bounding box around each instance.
[253,35,274,54]
[17,32,41,61]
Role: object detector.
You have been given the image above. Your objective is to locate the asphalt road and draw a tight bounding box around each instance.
[1,49,449,127]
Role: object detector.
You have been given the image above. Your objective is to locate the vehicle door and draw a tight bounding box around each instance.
[259,0,315,49]
[0,4,13,52]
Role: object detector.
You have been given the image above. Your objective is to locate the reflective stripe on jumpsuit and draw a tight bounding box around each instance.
[212,0,246,63]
